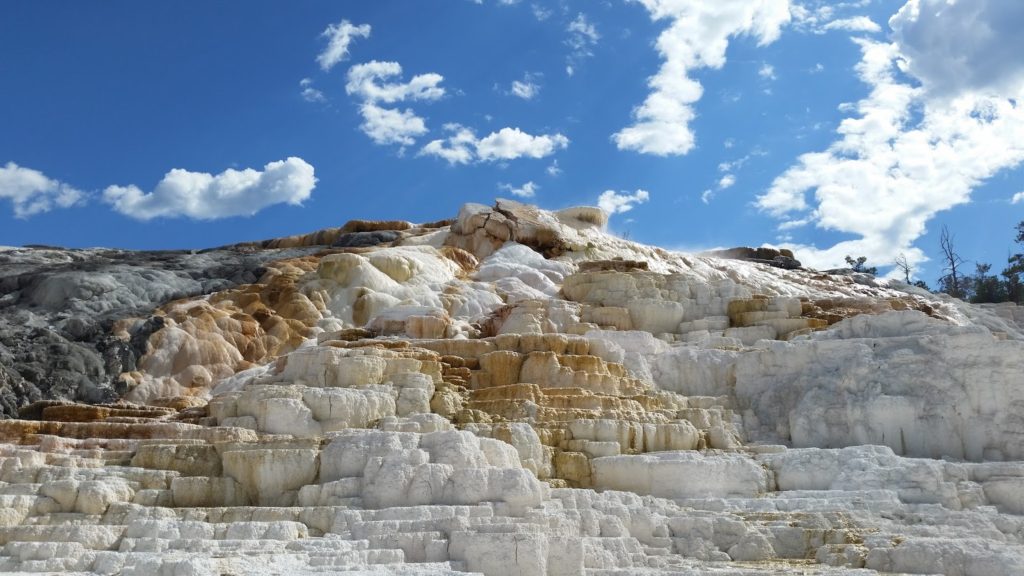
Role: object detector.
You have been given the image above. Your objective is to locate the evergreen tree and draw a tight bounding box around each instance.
[844,255,877,275]
[970,263,1007,304]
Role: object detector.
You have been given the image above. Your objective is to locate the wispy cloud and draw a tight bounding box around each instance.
[701,173,738,204]
[791,2,881,35]
[546,160,562,177]
[565,12,599,76]
[509,73,542,100]
[821,16,881,34]
[532,3,552,21]
[499,181,538,198]
[299,78,326,103]
[317,19,371,72]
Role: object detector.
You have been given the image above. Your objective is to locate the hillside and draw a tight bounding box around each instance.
[0,199,1022,575]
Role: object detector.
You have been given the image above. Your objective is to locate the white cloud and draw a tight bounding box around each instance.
[317,19,371,72]
[565,13,600,74]
[718,147,766,173]
[299,78,326,103]
[358,103,429,146]
[345,61,445,147]
[419,124,478,164]
[890,0,1024,98]
[546,160,562,177]
[478,127,569,161]
[345,61,445,104]
[510,73,542,100]
[758,20,1024,272]
[1012,192,1024,205]
[0,162,85,218]
[821,16,881,33]
[702,173,737,204]
[499,181,538,198]
[598,189,650,215]
[791,1,878,34]
[567,13,599,51]
[614,0,791,156]
[532,4,553,20]
[420,124,569,164]
[759,63,777,80]
[103,158,316,221]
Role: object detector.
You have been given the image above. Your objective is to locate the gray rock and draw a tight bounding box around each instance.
[0,244,322,417]
[331,230,402,248]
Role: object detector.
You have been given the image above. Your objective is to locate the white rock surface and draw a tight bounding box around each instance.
[2,201,1023,576]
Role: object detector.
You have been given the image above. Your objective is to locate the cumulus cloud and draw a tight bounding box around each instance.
[345,61,445,147]
[758,63,777,80]
[420,124,569,164]
[299,78,326,103]
[598,189,650,215]
[890,0,1024,98]
[419,124,479,165]
[758,29,1024,271]
[1012,192,1024,205]
[345,61,445,104]
[614,0,791,156]
[317,19,371,72]
[358,103,429,146]
[0,162,85,218]
[103,158,316,220]
[478,127,569,161]
[499,181,538,198]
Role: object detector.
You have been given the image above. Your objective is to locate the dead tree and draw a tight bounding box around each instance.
[894,253,912,283]
[939,226,966,298]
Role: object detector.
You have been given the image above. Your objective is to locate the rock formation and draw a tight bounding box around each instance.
[0,199,1021,575]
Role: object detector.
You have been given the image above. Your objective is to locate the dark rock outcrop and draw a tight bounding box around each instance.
[703,246,802,270]
[332,230,402,248]
[0,244,322,418]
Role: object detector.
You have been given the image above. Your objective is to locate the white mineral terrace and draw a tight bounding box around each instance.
[0,200,1021,575]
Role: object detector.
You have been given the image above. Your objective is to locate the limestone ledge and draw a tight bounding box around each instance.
[0,430,1022,575]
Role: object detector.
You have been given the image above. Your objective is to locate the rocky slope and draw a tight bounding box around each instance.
[0,199,1022,575]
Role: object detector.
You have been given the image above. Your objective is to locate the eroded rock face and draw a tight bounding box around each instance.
[0,200,1022,575]
[0,245,326,417]
[444,199,606,260]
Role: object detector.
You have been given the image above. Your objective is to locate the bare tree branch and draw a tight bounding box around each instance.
[894,253,912,283]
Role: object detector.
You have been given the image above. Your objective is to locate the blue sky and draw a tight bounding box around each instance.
[1,0,1022,286]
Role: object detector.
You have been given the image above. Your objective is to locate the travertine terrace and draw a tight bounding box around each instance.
[1,200,1022,575]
